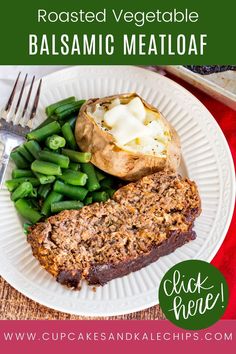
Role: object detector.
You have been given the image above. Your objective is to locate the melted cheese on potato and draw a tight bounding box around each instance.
[89,97,170,156]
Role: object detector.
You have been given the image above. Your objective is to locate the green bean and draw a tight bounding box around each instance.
[41,191,63,216]
[100,177,114,189]
[84,196,93,205]
[23,222,32,235]
[60,170,87,186]
[38,151,69,169]
[45,135,66,150]
[15,198,42,224]
[12,169,34,179]
[16,145,34,163]
[5,178,40,192]
[67,116,77,129]
[53,149,60,154]
[11,182,33,201]
[43,147,61,154]
[46,97,76,117]
[54,180,88,201]
[31,160,62,176]
[68,162,80,171]
[92,191,109,202]
[38,184,44,196]
[36,116,57,129]
[95,169,106,182]
[105,188,116,198]
[38,184,51,199]
[28,198,40,210]
[61,122,77,150]
[51,200,84,213]
[34,172,56,185]
[55,100,85,119]
[62,149,91,163]
[31,188,38,197]
[10,151,29,169]
[81,163,100,191]
[26,121,61,142]
[24,140,41,159]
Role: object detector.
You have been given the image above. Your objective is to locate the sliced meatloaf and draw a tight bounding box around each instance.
[27,171,201,289]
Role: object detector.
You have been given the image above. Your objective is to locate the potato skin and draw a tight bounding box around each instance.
[75,93,181,181]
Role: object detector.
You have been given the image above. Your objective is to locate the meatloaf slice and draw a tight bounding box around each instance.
[27,171,201,289]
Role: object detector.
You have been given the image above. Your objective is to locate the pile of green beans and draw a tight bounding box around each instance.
[5,97,120,228]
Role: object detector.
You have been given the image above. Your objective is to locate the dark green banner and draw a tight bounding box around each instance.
[0,0,235,64]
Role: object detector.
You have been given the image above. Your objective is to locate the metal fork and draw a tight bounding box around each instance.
[0,72,42,187]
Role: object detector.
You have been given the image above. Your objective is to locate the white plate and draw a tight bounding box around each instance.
[0,66,235,317]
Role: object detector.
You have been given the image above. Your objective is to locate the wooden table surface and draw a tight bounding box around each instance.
[0,276,165,320]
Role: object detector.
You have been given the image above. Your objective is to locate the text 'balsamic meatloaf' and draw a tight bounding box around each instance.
[27,171,201,289]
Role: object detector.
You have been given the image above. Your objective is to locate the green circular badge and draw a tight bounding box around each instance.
[159,260,228,330]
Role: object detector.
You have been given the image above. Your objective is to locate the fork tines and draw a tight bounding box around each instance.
[4,72,42,125]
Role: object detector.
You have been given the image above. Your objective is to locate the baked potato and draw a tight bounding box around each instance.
[75,93,181,181]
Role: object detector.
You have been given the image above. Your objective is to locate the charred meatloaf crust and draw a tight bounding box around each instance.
[28,171,201,288]
[185,65,236,75]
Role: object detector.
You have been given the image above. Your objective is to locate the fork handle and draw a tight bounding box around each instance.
[0,142,14,189]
